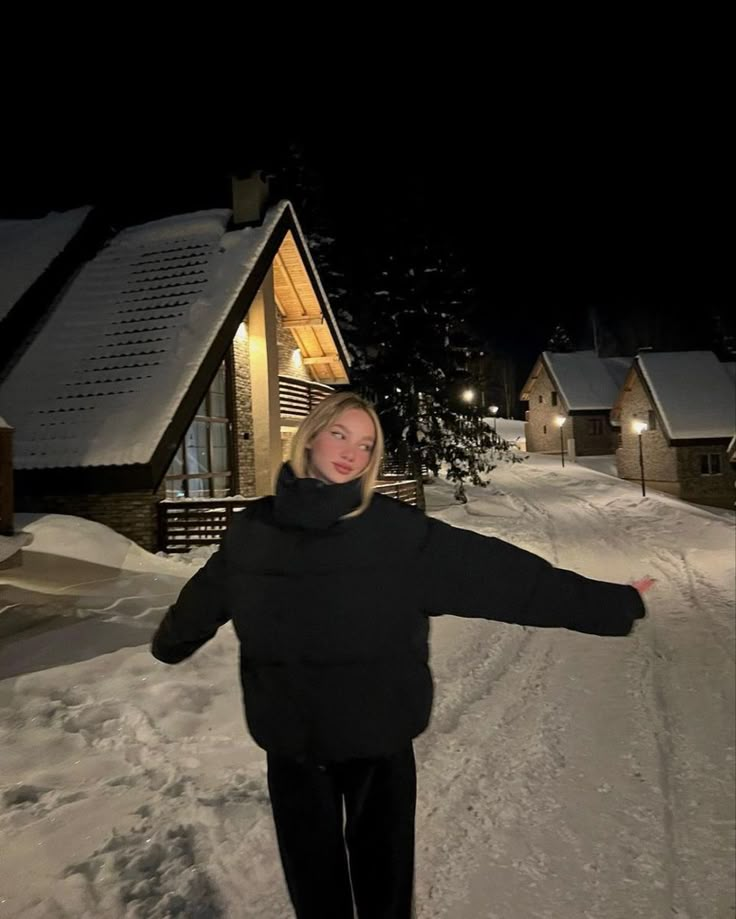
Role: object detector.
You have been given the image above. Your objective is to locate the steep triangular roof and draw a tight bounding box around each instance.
[0,201,348,482]
[636,351,735,440]
[521,350,631,411]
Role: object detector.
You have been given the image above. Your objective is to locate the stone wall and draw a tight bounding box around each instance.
[231,333,256,497]
[524,363,568,452]
[616,371,678,485]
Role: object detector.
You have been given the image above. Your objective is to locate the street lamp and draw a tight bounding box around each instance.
[632,419,648,496]
[462,388,475,404]
[555,415,566,467]
[489,404,499,434]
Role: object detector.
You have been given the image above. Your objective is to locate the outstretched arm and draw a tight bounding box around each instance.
[420,518,647,636]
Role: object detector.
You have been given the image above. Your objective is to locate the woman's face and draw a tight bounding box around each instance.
[307,408,376,484]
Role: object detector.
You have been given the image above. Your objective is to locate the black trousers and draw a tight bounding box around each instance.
[267,744,416,919]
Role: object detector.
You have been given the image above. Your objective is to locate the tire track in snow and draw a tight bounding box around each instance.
[493,466,690,915]
[502,464,735,917]
[640,548,735,917]
[416,631,563,917]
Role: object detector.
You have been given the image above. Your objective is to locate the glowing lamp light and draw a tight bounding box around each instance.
[556,416,567,467]
[462,389,475,403]
[633,419,648,495]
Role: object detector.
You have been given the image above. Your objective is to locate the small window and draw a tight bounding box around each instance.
[551,391,558,406]
[700,454,722,475]
[647,409,657,431]
[543,425,547,434]
[587,418,603,436]
[538,394,544,404]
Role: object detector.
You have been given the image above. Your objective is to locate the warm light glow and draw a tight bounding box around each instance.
[291,348,303,367]
[489,404,499,415]
[462,389,475,403]
[235,322,247,343]
[632,420,648,435]
[555,415,566,427]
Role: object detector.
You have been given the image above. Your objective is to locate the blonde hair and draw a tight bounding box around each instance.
[289,391,384,518]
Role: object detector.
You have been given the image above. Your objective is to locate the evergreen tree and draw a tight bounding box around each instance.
[346,234,525,500]
[546,324,575,352]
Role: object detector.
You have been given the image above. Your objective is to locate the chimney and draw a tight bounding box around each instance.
[231,170,270,227]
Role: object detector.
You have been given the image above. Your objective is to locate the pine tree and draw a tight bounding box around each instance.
[346,235,525,500]
[546,324,575,352]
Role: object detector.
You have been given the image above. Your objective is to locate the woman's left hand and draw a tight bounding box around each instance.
[632,576,657,595]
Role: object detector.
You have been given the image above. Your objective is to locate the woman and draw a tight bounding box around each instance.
[152,392,653,919]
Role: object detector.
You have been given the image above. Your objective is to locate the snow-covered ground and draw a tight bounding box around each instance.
[1,456,734,918]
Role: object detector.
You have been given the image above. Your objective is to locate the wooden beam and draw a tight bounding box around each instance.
[303,354,339,365]
[275,250,309,316]
[282,317,324,329]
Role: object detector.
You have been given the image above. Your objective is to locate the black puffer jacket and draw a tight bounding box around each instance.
[152,463,645,762]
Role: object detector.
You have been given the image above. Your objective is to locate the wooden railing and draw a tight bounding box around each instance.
[158,479,420,551]
[279,376,334,419]
[373,479,419,506]
[0,423,13,536]
[158,499,252,553]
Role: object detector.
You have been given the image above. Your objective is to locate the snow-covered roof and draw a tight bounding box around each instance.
[0,201,316,470]
[637,351,736,441]
[0,415,11,428]
[0,207,92,323]
[601,356,631,391]
[544,351,630,411]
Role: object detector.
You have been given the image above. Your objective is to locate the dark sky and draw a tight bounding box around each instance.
[297,133,730,372]
[1,125,729,375]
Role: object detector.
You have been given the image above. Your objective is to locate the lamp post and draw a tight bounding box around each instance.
[633,419,648,496]
[555,415,566,467]
[489,404,499,435]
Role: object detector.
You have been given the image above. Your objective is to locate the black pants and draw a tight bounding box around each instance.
[267,744,416,919]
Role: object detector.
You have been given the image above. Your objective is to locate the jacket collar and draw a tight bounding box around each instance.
[273,462,363,530]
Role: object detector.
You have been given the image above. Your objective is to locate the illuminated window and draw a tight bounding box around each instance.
[165,362,232,498]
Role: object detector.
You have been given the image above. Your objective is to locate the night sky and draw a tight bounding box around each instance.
[1,124,730,380]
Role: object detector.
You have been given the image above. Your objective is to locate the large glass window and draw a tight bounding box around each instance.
[165,362,232,498]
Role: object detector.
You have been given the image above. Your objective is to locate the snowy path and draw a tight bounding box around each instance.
[0,458,733,918]
[416,460,734,918]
